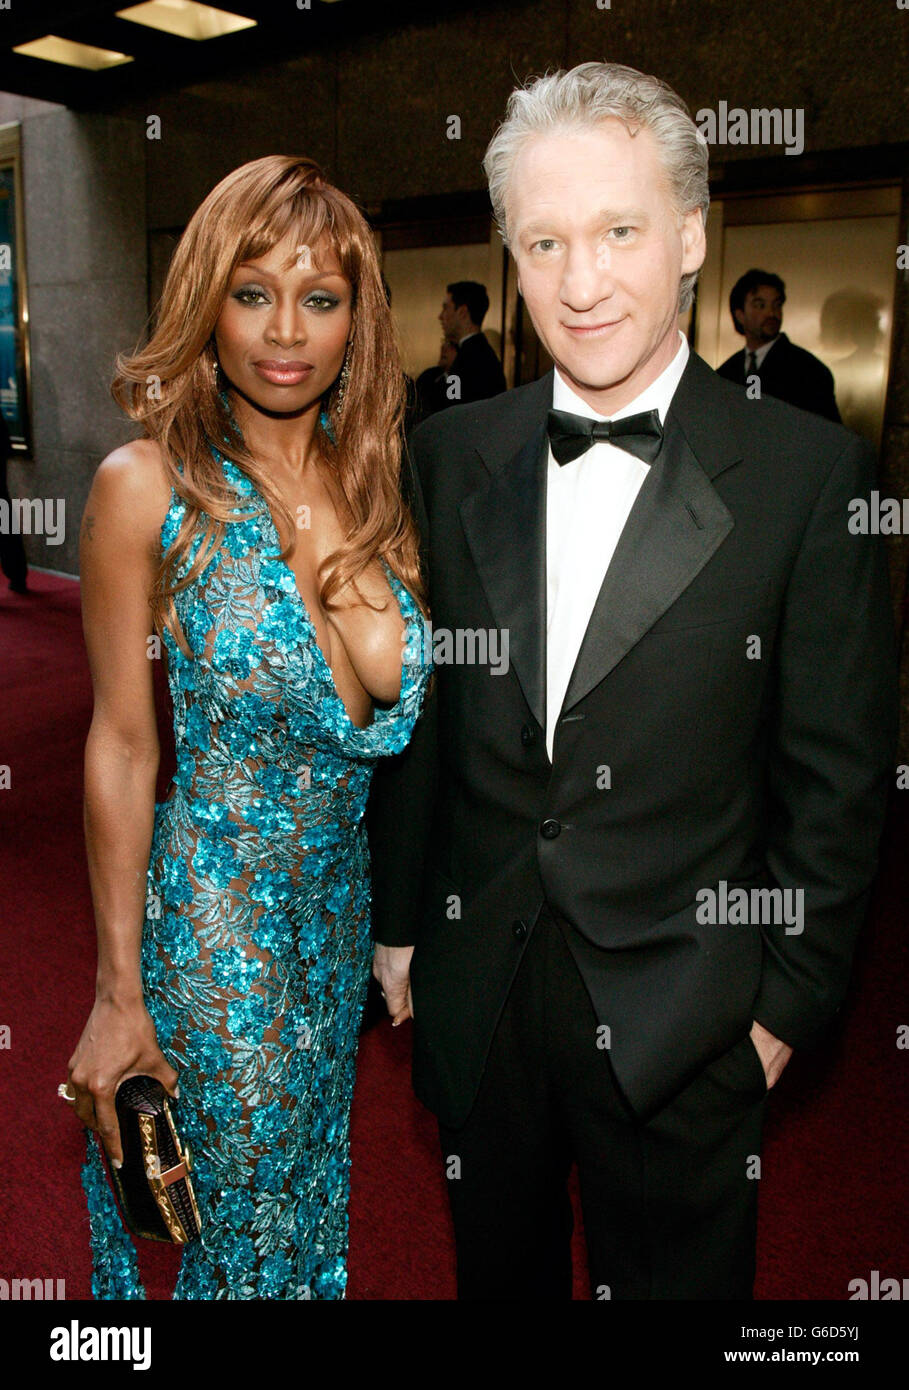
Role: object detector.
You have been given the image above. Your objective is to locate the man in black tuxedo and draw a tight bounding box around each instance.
[717,269,841,422]
[437,280,506,406]
[369,61,897,1299]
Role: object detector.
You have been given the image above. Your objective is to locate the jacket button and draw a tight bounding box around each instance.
[540,818,561,839]
[520,724,535,746]
[512,919,527,941]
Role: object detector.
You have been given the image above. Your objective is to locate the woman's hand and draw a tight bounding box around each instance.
[67,996,179,1166]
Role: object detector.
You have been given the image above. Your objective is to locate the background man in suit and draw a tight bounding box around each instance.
[717,269,841,422]
[369,62,896,1299]
[0,411,27,594]
[438,280,507,404]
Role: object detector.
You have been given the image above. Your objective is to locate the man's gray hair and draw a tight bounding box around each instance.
[483,61,710,312]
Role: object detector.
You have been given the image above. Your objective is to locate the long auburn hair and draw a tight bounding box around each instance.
[113,155,426,654]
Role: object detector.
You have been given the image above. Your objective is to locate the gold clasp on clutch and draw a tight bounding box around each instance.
[138,1104,202,1244]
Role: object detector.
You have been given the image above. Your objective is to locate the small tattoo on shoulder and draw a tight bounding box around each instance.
[81,513,95,542]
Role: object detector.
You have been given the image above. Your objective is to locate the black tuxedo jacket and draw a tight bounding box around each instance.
[447,331,507,405]
[368,351,897,1127]
[717,333,841,423]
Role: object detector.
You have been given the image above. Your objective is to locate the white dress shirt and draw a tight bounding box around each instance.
[748,335,780,371]
[545,330,690,760]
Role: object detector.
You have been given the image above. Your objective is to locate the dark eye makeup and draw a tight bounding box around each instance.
[231,285,342,310]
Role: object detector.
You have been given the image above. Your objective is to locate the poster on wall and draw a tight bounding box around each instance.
[0,122,30,453]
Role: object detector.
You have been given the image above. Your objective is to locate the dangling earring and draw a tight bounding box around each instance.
[334,341,352,418]
[210,347,240,448]
[319,407,337,446]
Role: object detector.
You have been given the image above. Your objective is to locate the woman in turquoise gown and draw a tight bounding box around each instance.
[66,156,432,1299]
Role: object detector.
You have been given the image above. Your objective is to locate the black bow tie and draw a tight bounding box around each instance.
[547,407,664,466]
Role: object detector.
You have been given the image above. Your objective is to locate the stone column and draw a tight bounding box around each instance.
[6,109,147,576]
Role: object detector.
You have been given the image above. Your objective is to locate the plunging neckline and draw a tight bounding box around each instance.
[215,446,414,733]
[276,548,407,733]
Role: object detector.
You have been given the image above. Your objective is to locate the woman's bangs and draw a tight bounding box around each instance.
[237,193,351,275]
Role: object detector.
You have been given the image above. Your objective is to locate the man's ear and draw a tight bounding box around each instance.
[680,207,706,276]
[733,307,745,331]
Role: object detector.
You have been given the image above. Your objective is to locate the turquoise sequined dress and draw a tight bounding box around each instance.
[80,431,432,1300]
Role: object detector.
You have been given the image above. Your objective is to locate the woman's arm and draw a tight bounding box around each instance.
[68,439,178,1165]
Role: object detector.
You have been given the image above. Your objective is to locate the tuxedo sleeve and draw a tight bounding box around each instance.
[753,433,898,1047]
[366,437,439,948]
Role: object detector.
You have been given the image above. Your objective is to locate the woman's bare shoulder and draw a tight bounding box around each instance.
[85,437,175,549]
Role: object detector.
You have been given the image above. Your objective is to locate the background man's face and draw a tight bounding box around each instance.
[439,292,462,337]
[507,119,705,412]
[736,285,783,343]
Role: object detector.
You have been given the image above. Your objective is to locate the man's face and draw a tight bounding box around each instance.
[439,293,463,337]
[735,285,783,344]
[507,119,705,414]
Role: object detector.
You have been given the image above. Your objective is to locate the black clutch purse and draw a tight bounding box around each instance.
[104,1075,201,1244]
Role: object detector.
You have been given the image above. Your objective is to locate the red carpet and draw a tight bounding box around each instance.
[1,570,906,1299]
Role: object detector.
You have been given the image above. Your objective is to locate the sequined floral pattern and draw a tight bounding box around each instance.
[81,437,432,1299]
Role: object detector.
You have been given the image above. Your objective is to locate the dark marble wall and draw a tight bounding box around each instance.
[4,101,146,575]
[110,0,909,231]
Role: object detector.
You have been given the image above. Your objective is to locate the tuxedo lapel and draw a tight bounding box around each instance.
[455,352,743,735]
[458,373,551,731]
[562,353,741,714]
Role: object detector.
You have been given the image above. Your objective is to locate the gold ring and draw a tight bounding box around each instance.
[57,1082,77,1104]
